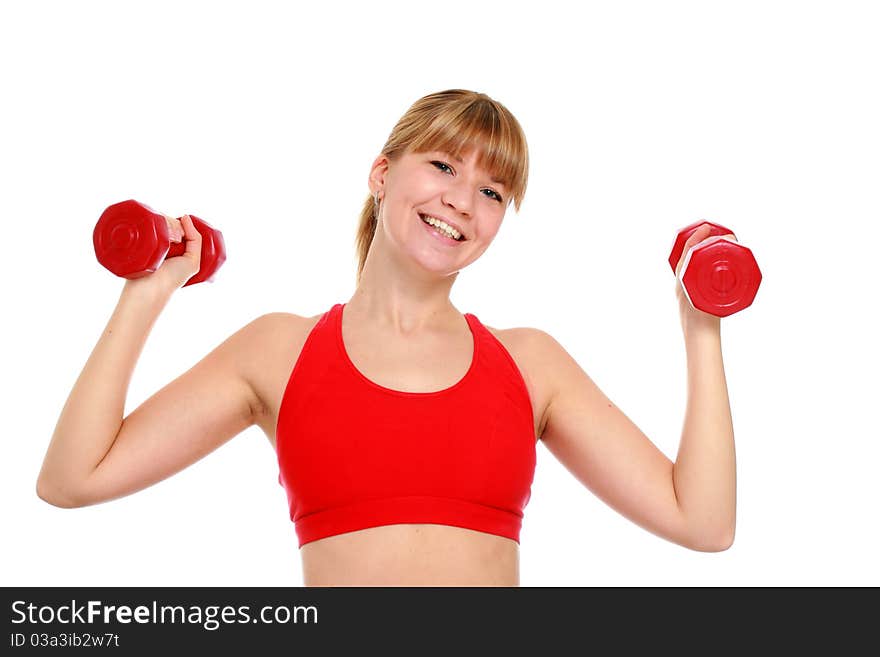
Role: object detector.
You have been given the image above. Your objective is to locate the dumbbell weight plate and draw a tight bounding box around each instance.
[93,199,172,279]
[678,234,762,317]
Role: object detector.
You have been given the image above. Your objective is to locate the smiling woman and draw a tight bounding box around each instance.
[36,87,735,588]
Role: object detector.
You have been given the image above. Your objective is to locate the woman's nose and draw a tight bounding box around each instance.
[441,183,474,217]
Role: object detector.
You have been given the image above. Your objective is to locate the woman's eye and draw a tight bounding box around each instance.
[431,160,503,202]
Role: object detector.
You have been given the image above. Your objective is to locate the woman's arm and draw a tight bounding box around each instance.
[36,280,267,508]
[37,282,174,506]
[535,323,735,552]
[672,318,736,549]
[537,228,739,552]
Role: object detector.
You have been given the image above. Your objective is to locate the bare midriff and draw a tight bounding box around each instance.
[299,523,520,586]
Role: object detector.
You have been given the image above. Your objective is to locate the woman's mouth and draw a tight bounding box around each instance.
[418,213,465,245]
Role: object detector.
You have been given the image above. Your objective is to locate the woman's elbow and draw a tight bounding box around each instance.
[35,477,86,509]
[688,528,735,552]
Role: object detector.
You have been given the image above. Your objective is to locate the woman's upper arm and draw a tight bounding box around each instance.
[73,313,277,507]
[534,329,695,549]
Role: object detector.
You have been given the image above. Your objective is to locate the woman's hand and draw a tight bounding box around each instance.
[673,223,737,335]
[122,214,203,299]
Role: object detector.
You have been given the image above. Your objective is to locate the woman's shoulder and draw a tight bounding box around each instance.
[227,311,323,375]
[247,310,324,332]
[478,319,555,359]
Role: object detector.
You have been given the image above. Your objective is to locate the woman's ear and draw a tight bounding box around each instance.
[368,154,390,197]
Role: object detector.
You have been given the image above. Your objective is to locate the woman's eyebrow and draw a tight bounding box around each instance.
[436,151,504,186]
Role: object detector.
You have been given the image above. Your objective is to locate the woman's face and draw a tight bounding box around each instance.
[370,147,509,275]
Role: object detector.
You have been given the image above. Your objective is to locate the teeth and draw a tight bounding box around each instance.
[420,214,462,240]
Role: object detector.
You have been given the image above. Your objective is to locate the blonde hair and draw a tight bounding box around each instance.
[355,89,529,285]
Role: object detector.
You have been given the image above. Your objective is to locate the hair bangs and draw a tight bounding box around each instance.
[405,97,528,211]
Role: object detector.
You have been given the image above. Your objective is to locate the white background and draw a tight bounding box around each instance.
[2,0,877,587]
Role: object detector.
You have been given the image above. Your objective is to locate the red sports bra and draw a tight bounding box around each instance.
[276,303,536,548]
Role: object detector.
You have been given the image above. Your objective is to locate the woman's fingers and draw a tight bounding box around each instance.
[676,224,713,274]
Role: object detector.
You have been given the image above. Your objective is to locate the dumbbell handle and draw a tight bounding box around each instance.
[160,214,192,261]
[160,214,186,244]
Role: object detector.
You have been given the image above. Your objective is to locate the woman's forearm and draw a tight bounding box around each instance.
[37,282,172,504]
[672,320,737,549]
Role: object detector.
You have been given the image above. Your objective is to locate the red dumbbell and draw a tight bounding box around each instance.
[93,199,226,287]
[668,220,762,317]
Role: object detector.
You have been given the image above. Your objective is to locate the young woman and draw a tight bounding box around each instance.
[37,89,736,586]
